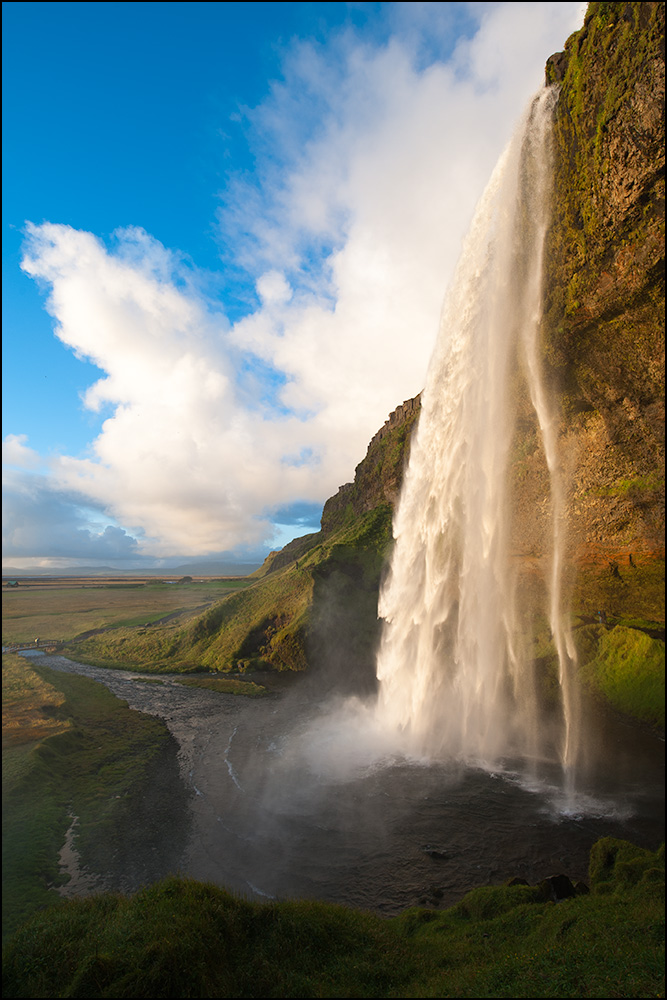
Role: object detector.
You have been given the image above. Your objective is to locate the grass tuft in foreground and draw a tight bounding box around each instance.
[3,837,663,999]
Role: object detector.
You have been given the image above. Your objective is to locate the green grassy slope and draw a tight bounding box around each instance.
[66,504,393,694]
[3,838,663,999]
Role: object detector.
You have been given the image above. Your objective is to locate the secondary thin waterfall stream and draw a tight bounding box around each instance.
[375,86,580,786]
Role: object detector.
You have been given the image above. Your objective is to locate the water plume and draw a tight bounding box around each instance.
[375,86,579,786]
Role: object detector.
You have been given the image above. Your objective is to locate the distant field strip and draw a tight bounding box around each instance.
[1,581,251,645]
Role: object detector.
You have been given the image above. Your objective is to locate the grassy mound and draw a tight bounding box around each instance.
[3,838,663,998]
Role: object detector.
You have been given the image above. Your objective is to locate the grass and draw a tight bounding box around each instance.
[173,675,267,697]
[1,579,250,646]
[62,566,313,674]
[2,838,663,998]
[2,653,176,941]
[2,651,71,750]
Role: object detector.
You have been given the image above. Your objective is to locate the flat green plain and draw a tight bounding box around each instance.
[2,578,250,646]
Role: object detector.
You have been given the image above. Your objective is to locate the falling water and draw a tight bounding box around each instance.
[376,86,579,786]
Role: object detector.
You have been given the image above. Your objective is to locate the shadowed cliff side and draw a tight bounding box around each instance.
[192,394,421,695]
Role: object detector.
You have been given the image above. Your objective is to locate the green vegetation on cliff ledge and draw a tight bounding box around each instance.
[3,838,663,999]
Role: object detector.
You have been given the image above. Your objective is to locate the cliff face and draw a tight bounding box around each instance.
[320,395,421,535]
[323,4,665,571]
[301,0,665,702]
[541,0,665,563]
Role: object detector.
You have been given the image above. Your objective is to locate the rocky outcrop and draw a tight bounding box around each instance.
[367,394,422,449]
[253,393,422,580]
[321,394,421,535]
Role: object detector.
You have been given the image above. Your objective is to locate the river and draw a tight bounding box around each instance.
[22,651,665,915]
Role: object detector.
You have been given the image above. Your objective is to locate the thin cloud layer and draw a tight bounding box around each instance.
[4,2,585,567]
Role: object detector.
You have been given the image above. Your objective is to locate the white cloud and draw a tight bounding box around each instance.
[2,434,41,469]
[256,271,293,306]
[11,2,585,562]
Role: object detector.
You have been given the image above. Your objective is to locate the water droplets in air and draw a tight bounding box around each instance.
[375,86,580,791]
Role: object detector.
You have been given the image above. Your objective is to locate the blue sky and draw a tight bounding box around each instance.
[2,1,585,573]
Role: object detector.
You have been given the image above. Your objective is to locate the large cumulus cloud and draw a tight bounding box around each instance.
[5,2,585,566]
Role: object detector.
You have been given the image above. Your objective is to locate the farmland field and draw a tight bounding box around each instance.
[1,577,251,646]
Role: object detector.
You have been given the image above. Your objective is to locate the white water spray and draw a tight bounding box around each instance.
[375,87,579,783]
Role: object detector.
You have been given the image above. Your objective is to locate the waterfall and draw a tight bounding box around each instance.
[375,86,579,782]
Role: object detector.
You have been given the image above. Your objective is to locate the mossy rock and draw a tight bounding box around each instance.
[578,624,665,726]
[589,837,664,890]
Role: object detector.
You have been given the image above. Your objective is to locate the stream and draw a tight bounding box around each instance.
[21,651,665,915]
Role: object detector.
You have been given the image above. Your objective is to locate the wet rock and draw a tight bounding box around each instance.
[423,846,450,860]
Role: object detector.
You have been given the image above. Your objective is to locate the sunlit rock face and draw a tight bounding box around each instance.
[538,0,665,565]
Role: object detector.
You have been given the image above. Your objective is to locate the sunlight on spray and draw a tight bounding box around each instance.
[374,86,581,801]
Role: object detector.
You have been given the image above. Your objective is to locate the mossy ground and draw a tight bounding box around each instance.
[3,838,663,999]
[2,654,178,941]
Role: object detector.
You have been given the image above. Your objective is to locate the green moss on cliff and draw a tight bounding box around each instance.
[66,504,395,685]
[543,1,665,412]
[321,398,420,536]
[577,624,665,725]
